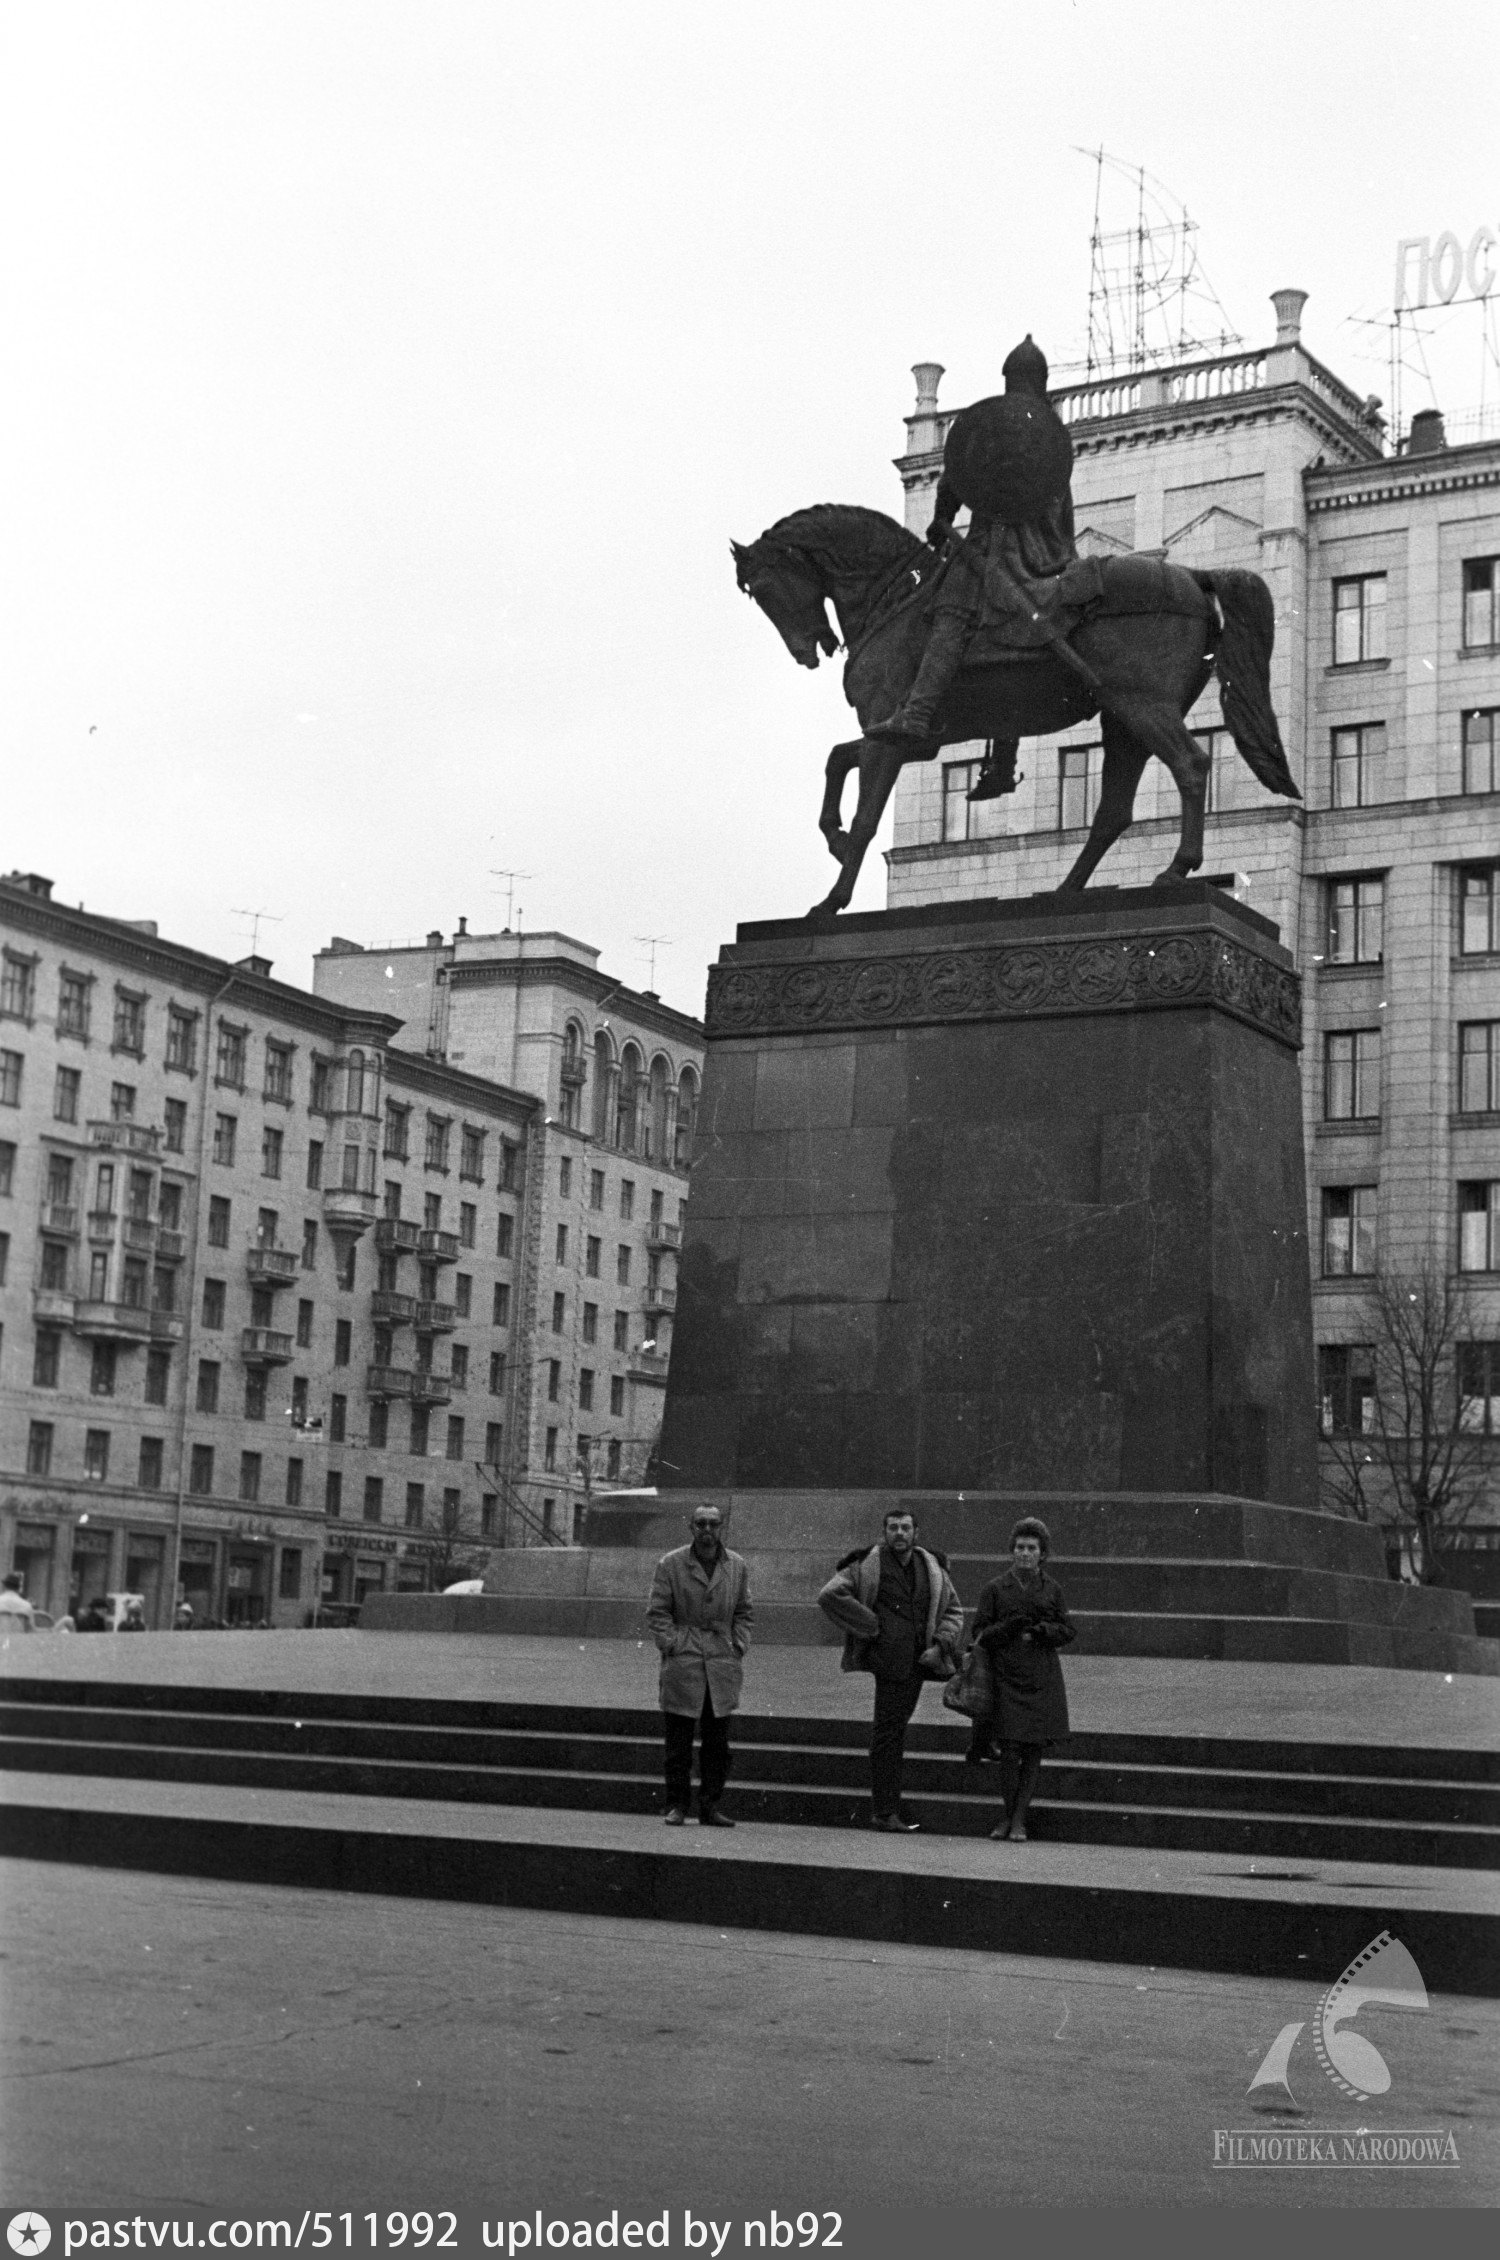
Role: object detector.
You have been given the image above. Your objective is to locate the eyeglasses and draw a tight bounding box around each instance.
[691,1519,722,1530]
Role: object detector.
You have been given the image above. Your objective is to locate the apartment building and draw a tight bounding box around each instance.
[314,924,704,1539]
[881,291,1500,1516]
[0,873,537,1624]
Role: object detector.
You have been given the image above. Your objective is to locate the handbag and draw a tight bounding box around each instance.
[941,1639,995,1720]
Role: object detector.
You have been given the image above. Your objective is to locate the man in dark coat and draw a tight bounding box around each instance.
[817,1509,964,1832]
[646,1503,753,1827]
[971,1516,1075,1842]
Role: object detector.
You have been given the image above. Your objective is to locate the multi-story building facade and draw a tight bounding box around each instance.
[313,924,704,1539]
[882,292,1500,1523]
[0,873,537,1624]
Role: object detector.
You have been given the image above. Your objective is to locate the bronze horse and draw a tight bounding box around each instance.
[731,505,1299,920]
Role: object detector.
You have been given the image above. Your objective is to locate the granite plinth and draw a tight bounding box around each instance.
[660,884,1317,1504]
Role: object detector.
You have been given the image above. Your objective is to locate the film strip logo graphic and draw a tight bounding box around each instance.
[1247,1930,1429,2103]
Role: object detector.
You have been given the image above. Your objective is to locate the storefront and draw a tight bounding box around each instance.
[11,1523,59,1614]
[125,1531,168,1627]
[68,1523,115,1615]
[177,1536,218,1623]
[224,1544,272,1626]
[323,1530,399,1610]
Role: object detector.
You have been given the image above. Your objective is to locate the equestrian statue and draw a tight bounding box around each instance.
[731,335,1299,922]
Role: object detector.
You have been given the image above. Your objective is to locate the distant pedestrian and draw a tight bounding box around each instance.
[0,1572,35,1633]
[972,1517,1075,1843]
[119,1598,147,1632]
[76,1597,110,1633]
[646,1505,753,1827]
[818,1510,963,1831]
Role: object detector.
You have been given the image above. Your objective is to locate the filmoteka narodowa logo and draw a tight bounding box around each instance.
[1213,1931,1460,2170]
[7,2216,51,2256]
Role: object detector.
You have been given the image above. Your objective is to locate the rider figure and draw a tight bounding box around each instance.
[871,335,1078,798]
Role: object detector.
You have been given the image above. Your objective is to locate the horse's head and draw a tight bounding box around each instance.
[731,535,839,669]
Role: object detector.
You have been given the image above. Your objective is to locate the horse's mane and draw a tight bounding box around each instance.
[762,504,922,580]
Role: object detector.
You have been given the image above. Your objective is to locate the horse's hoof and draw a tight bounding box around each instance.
[824,833,849,863]
[806,900,841,927]
[1151,865,1194,888]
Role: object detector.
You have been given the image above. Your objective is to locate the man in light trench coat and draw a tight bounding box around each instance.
[646,1503,753,1827]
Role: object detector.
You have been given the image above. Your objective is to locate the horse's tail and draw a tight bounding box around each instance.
[1193,568,1300,800]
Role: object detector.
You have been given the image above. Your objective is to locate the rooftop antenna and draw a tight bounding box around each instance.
[1076,148,1241,381]
[634,934,674,992]
[489,869,533,932]
[230,907,284,958]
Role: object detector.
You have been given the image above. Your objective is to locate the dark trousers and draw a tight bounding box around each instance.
[870,1671,926,1817]
[999,1741,1046,1827]
[663,1691,731,1810]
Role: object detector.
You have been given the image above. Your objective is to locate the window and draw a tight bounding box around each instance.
[152,1265,176,1314]
[138,1436,164,1489]
[356,1475,381,1523]
[485,1420,503,1462]
[1458,1341,1500,1434]
[290,1375,309,1427]
[1463,710,1499,796]
[410,1405,430,1455]
[52,1066,80,1123]
[1463,556,1500,648]
[482,1495,498,1537]
[424,1192,442,1230]
[264,1042,293,1102]
[675,1072,698,1169]
[90,1340,117,1397]
[942,760,978,842]
[461,1126,485,1181]
[616,1245,631,1286]
[619,1180,635,1222]
[325,1470,342,1517]
[279,1547,302,1600]
[57,972,90,1039]
[341,1143,362,1191]
[201,1280,225,1329]
[305,1141,324,1192]
[166,1007,198,1073]
[46,1155,73,1206]
[302,1219,319,1270]
[383,1102,410,1159]
[455,1274,472,1317]
[0,1139,12,1193]
[578,1368,594,1411]
[501,1142,519,1190]
[424,1115,451,1170]
[442,1489,460,1533]
[112,991,146,1055]
[215,1024,246,1088]
[330,1393,347,1443]
[296,1298,314,1348]
[212,1114,237,1166]
[26,1421,53,1476]
[1320,1343,1377,1436]
[446,1416,464,1461]
[0,952,35,1021]
[310,1059,334,1115]
[94,1161,116,1220]
[87,1249,109,1300]
[1332,574,1387,665]
[585,1235,601,1278]
[1461,866,1500,956]
[649,1190,663,1230]
[558,1157,573,1201]
[613,1310,629,1352]
[335,1241,356,1291]
[406,1482,425,1528]
[160,1183,184,1236]
[1460,1023,1500,1114]
[0,1051,22,1107]
[606,1440,622,1481]
[544,1427,558,1471]
[33,1330,60,1388]
[261,1125,283,1179]
[556,1224,569,1265]
[82,1429,110,1481]
[552,1291,566,1333]
[488,1351,506,1395]
[589,1169,605,1211]
[1327,877,1384,965]
[582,1301,598,1345]
[496,1212,514,1258]
[205,1195,230,1248]
[1324,1030,1381,1121]
[145,1347,170,1405]
[451,1344,469,1390]
[244,1368,267,1421]
[459,1201,477,1248]
[492,1281,511,1326]
[121,1256,148,1309]
[164,1098,187,1153]
[1459,1181,1500,1272]
[1330,723,1385,809]
[1321,1186,1377,1276]
[334,1319,351,1367]
[547,1359,561,1403]
[197,1359,220,1413]
[286,1458,304,1506]
[368,1399,388,1447]
[1058,743,1102,830]
[610,1373,625,1416]
[239,1451,262,1503]
[190,1444,215,1495]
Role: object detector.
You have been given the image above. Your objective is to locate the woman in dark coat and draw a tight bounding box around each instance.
[971,1516,1075,1842]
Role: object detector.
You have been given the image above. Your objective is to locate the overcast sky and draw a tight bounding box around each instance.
[5,0,1497,1021]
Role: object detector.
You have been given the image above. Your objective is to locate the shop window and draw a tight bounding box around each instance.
[278,1548,302,1600]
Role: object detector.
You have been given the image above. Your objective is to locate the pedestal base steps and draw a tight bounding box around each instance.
[372,1490,1497,1674]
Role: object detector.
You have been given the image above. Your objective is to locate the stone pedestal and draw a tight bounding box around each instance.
[660,883,1318,1504]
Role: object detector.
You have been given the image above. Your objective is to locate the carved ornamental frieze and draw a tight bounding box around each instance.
[706,930,1300,1049]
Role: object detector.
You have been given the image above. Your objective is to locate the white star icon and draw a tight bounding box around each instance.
[7,2218,51,2257]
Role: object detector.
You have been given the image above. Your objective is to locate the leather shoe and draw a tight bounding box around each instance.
[1008,1822,1029,1842]
[663,1806,688,1826]
[698,1807,735,1828]
[869,1814,919,1833]
[988,1823,1011,1840]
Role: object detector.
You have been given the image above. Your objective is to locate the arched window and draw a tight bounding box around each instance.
[592,1032,615,1143]
[675,1066,699,1169]
[615,1043,643,1154]
[646,1056,671,1161]
[345,1050,365,1117]
[560,1022,586,1130]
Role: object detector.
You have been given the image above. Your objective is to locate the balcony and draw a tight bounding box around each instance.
[367,1364,415,1399]
[86,1209,118,1242]
[241,1326,294,1366]
[418,1228,459,1264]
[88,1120,162,1156]
[414,1299,457,1332]
[643,1282,677,1314]
[32,1287,76,1325]
[150,1309,185,1343]
[370,1290,416,1324]
[74,1299,153,1342]
[646,1219,683,1251]
[322,1187,379,1238]
[410,1369,453,1405]
[374,1217,423,1255]
[155,1228,186,1262]
[629,1347,670,1383]
[122,1216,156,1253]
[39,1201,79,1237]
[246,1245,299,1287]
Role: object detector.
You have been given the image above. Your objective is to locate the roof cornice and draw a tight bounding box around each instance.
[1306,446,1500,514]
[385,1046,539,1122]
[445,953,705,1042]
